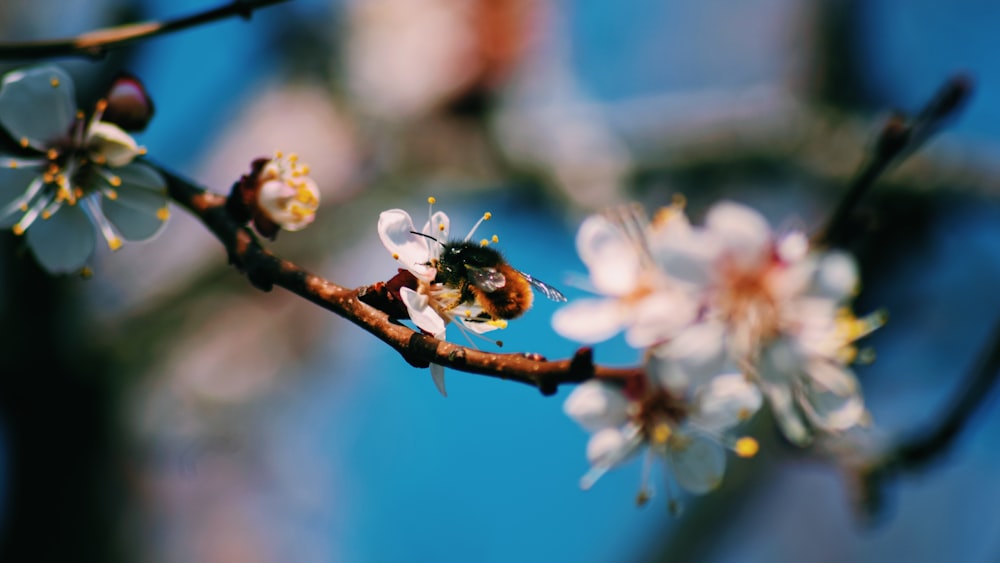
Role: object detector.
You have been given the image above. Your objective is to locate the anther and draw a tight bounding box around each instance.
[427,196,436,205]
[734,437,759,458]
[50,77,60,87]
[156,207,170,221]
[491,235,499,243]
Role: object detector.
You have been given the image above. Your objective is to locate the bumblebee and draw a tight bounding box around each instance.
[422,237,567,320]
[435,240,567,319]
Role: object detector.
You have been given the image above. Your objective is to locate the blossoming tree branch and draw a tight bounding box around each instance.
[0,2,978,510]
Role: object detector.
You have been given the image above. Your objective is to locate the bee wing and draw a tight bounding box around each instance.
[467,266,507,292]
[518,270,567,302]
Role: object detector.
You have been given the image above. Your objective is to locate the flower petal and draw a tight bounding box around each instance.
[378,209,435,281]
[651,230,720,287]
[564,381,630,432]
[624,290,699,348]
[798,367,865,431]
[692,373,762,433]
[576,214,641,296]
[0,166,43,226]
[422,210,449,241]
[668,432,726,494]
[757,337,805,385]
[430,363,447,397]
[25,202,95,273]
[0,65,77,149]
[815,251,859,300]
[400,287,447,336]
[652,321,728,390]
[551,298,626,344]
[87,121,140,167]
[704,201,772,266]
[100,164,169,241]
[763,383,811,446]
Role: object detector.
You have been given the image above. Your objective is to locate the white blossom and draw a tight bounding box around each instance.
[0,65,167,273]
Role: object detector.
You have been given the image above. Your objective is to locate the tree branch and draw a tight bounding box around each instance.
[815,74,972,247]
[0,0,291,60]
[157,164,641,395]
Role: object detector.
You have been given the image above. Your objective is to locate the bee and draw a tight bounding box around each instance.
[414,234,567,320]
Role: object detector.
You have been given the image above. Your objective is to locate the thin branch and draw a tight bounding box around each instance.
[0,0,291,60]
[157,164,641,395]
[815,75,972,247]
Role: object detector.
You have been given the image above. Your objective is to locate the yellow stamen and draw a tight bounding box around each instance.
[438,223,445,231]
[79,267,93,279]
[8,160,16,169]
[95,99,108,112]
[41,210,51,220]
[46,148,58,160]
[19,137,29,148]
[50,77,60,87]
[18,203,27,212]
[156,207,170,221]
[480,239,489,247]
[138,147,147,155]
[734,437,759,458]
[76,110,85,119]
[108,176,122,187]
[427,196,436,205]
[107,237,122,251]
[491,234,499,244]
[482,212,492,220]
[288,153,298,163]
[12,224,24,236]
[651,423,672,445]
[104,189,118,200]
[392,253,400,260]
[300,165,310,175]
[487,319,508,329]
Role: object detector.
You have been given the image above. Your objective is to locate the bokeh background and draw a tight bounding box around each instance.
[3,0,1000,561]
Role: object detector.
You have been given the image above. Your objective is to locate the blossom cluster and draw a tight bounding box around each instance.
[557,200,883,501]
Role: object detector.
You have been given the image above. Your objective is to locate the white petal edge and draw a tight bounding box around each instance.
[563,381,630,432]
[378,209,435,281]
[575,214,642,296]
[668,432,726,494]
[691,373,762,433]
[400,287,447,336]
[430,363,447,397]
[551,298,626,344]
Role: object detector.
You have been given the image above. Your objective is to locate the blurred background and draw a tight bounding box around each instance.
[2,0,1000,561]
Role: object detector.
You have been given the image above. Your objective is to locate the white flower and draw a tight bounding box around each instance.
[564,369,761,504]
[256,154,319,232]
[377,197,504,396]
[0,65,167,273]
[552,202,698,348]
[649,201,883,444]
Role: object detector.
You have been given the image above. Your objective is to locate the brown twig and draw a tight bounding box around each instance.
[815,74,972,247]
[157,164,641,395]
[0,0,291,60]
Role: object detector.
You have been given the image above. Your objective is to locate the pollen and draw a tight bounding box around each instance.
[105,189,118,200]
[734,437,759,458]
[46,148,59,160]
[18,203,27,212]
[138,147,148,155]
[427,196,436,205]
[50,77,60,87]
[109,176,122,187]
[107,237,123,251]
[392,253,400,260]
[8,160,16,169]
[76,110,85,119]
[79,267,93,279]
[651,423,672,445]
[480,239,489,246]
[19,137,29,148]
[95,99,108,112]
[483,212,492,220]
[156,207,170,221]
[12,224,25,235]
[41,210,51,220]
[487,319,508,329]
[438,223,445,231]
[288,153,299,163]
[491,235,499,243]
